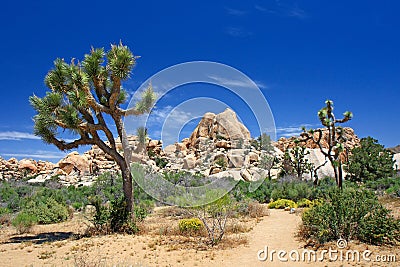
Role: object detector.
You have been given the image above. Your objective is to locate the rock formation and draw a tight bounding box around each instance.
[2,108,398,186]
[189,108,250,148]
[275,127,360,152]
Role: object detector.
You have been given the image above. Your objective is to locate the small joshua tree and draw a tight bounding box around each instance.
[282,142,314,180]
[258,133,274,153]
[259,154,278,180]
[300,100,353,189]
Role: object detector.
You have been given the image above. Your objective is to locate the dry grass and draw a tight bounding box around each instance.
[248,202,270,218]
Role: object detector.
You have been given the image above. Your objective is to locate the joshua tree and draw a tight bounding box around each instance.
[258,154,277,180]
[30,42,156,215]
[258,133,274,153]
[300,100,353,189]
[282,143,313,180]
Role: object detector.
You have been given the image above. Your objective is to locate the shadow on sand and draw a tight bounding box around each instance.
[6,232,78,244]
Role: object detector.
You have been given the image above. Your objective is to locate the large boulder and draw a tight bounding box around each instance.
[227,149,249,168]
[183,154,197,169]
[189,108,251,148]
[57,152,90,175]
[303,149,336,179]
[18,159,37,173]
[215,108,251,141]
[209,170,242,181]
[394,153,400,171]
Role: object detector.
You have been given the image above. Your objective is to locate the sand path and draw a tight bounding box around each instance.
[203,209,311,267]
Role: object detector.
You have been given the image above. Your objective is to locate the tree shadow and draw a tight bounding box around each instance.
[6,232,79,244]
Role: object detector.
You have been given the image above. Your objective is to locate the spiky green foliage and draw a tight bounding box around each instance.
[30,42,155,150]
[30,42,156,217]
[258,154,277,180]
[281,144,313,180]
[346,137,396,182]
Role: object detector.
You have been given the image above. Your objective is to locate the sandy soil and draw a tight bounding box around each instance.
[0,208,399,267]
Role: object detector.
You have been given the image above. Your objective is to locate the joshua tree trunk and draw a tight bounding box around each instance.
[114,116,135,215]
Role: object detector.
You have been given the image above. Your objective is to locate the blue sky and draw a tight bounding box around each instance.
[0,0,399,162]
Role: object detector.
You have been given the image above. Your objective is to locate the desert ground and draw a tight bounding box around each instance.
[1,203,399,267]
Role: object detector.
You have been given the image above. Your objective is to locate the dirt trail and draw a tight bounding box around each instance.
[204,209,311,267]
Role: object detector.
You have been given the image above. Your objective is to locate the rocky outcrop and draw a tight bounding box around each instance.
[57,152,90,175]
[189,108,250,148]
[6,108,392,186]
[276,127,360,152]
[389,145,400,154]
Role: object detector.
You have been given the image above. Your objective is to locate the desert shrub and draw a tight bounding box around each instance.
[215,157,227,170]
[88,196,110,233]
[231,178,329,204]
[0,207,10,216]
[12,212,38,233]
[234,198,268,218]
[364,177,400,197]
[301,187,400,245]
[109,197,138,234]
[162,170,207,187]
[23,197,69,224]
[179,218,203,233]
[296,198,323,208]
[134,200,154,222]
[0,181,33,211]
[0,207,12,226]
[268,199,297,209]
[346,137,396,183]
[88,195,140,235]
[155,157,168,168]
[248,201,268,218]
[230,179,275,203]
[188,192,234,246]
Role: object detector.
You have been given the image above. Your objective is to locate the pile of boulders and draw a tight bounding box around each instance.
[2,108,399,186]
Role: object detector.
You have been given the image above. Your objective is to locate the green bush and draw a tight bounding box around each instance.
[0,207,11,216]
[24,197,69,224]
[268,199,297,209]
[301,187,400,245]
[230,178,328,204]
[296,198,322,208]
[365,177,400,197]
[346,137,396,182]
[179,218,203,233]
[89,196,141,235]
[109,197,138,234]
[12,212,38,233]
[155,157,168,168]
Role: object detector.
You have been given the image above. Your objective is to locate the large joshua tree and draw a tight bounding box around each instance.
[300,100,353,189]
[30,42,155,214]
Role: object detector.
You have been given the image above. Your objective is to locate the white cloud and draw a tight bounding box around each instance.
[149,106,193,126]
[208,75,267,89]
[276,124,318,138]
[0,131,40,141]
[225,27,252,38]
[2,150,68,160]
[225,7,247,16]
[255,2,307,19]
